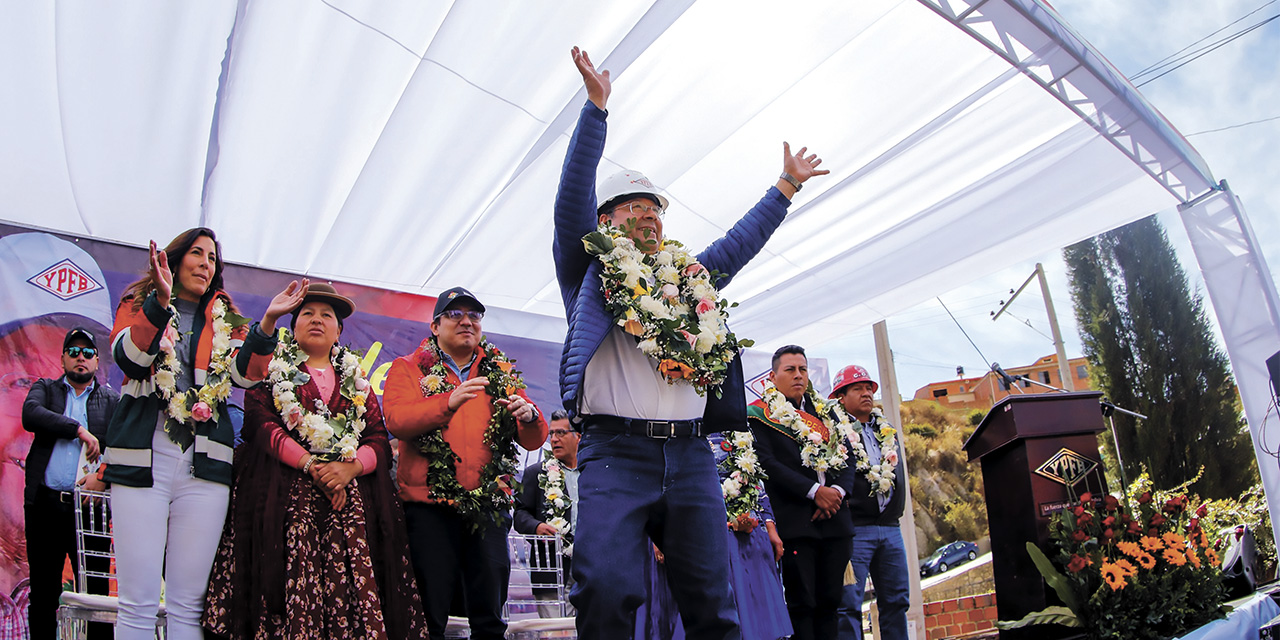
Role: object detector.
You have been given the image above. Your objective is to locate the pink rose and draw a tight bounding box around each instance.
[680,330,697,348]
[683,263,707,277]
[695,298,715,315]
[284,405,304,427]
[885,451,899,466]
[660,283,680,300]
[160,325,178,351]
[191,401,213,422]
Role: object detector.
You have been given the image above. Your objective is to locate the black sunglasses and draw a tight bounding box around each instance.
[65,346,98,359]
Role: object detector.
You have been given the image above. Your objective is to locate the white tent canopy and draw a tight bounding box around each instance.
[3,0,1279,541]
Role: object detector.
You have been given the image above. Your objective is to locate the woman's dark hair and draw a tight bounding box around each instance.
[121,227,227,310]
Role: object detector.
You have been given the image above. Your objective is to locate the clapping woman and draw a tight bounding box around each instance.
[203,283,426,639]
[101,228,304,640]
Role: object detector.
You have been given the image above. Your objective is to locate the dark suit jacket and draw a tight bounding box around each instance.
[514,461,552,535]
[22,375,119,504]
[750,399,855,541]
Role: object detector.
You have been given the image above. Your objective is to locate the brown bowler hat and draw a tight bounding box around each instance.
[296,282,355,319]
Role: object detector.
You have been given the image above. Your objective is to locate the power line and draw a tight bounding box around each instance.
[1135,12,1280,87]
[937,297,993,369]
[1132,0,1276,78]
[1186,114,1280,136]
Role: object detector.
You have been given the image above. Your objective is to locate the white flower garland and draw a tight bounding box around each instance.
[760,380,857,473]
[719,430,769,532]
[154,297,235,436]
[266,331,370,462]
[583,223,751,394]
[538,450,575,555]
[847,407,900,497]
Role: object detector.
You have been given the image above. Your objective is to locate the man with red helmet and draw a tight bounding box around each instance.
[829,365,909,640]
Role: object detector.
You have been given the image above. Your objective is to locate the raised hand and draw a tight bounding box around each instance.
[572,46,611,111]
[150,240,174,307]
[782,142,829,184]
[261,278,310,334]
[496,394,537,423]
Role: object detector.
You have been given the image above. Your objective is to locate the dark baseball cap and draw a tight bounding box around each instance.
[63,327,97,350]
[432,286,486,320]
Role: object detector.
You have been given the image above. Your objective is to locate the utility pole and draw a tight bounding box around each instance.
[991,263,1074,391]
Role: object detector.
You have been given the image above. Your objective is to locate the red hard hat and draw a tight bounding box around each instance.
[829,365,878,398]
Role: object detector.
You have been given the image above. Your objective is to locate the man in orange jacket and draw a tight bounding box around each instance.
[383,287,548,640]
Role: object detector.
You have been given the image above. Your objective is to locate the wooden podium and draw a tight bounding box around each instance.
[963,391,1107,639]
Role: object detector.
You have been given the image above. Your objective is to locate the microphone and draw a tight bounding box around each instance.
[991,363,1017,387]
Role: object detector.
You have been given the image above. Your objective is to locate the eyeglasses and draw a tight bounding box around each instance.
[616,201,666,218]
[438,309,484,323]
[65,347,98,359]
[548,429,574,439]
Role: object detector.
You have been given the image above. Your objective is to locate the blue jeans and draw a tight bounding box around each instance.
[839,525,911,640]
[570,429,740,640]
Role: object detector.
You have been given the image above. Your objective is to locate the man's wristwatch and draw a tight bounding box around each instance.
[780,172,802,191]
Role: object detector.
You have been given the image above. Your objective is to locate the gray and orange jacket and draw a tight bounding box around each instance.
[102,291,276,487]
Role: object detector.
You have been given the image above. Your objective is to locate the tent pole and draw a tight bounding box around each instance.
[874,320,926,639]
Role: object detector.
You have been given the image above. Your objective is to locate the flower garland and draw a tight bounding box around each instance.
[844,407,899,497]
[266,330,371,462]
[759,380,857,473]
[414,336,526,531]
[538,450,575,555]
[582,222,752,395]
[154,296,238,446]
[718,430,769,533]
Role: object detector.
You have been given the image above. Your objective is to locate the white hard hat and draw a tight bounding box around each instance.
[596,170,669,212]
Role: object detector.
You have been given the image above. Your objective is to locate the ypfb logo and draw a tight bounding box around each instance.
[27,258,104,301]
[631,177,655,189]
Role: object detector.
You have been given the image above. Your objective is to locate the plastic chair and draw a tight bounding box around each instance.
[55,487,166,639]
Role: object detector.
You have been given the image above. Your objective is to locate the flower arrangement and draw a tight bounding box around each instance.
[538,450,574,555]
[582,220,752,395]
[850,408,899,497]
[757,380,856,473]
[266,330,370,462]
[154,296,247,447]
[413,337,526,532]
[718,430,769,533]
[1002,489,1227,639]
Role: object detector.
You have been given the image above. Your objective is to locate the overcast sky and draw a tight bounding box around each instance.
[814,0,1280,400]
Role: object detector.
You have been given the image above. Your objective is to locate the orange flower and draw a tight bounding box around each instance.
[622,318,645,336]
[1187,549,1202,568]
[1163,548,1187,566]
[495,360,513,373]
[1113,558,1138,577]
[1163,532,1187,552]
[1140,535,1165,553]
[658,359,695,380]
[1100,561,1129,591]
[1135,551,1156,570]
[1116,541,1142,558]
[1205,547,1220,566]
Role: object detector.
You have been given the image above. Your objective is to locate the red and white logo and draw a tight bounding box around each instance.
[27,259,104,301]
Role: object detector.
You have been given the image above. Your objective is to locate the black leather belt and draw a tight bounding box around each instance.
[38,485,75,504]
[585,415,705,439]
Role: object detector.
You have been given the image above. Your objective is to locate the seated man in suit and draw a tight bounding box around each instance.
[749,345,855,640]
[513,410,580,617]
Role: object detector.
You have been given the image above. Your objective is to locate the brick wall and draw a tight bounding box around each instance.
[923,593,998,639]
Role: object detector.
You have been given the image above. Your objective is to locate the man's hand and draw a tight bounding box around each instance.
[812,485,844,521]
[572,46,610,111]
[77,427,101,462]
[766,521,785,562]
[149,240,174,308]
[448,377,490,411]
[776,142,830,199]
[78,473,107,494]
[261,279,310,334]
[535,522,559,536]
[496,394,537,423]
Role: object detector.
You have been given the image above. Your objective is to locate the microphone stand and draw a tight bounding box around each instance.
[992,366,1147,504]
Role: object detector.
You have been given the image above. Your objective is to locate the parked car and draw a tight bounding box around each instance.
[920,540,979,577]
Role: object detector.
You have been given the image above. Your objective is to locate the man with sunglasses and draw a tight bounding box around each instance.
[384,286,548,640]
[514,409,580,618]
[553,47,830,639]
[21,328,118,639]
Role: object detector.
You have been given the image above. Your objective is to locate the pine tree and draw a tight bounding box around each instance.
[1063,216,1255,500]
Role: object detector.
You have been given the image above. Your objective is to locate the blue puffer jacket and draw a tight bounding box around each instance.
[553,102,793,420]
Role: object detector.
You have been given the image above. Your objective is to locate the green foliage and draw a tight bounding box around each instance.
[1063,217,1257,500]
[901,401,988,556]
[967,408,986,427]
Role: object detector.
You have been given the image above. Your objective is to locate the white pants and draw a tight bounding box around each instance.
[111,429,229,640]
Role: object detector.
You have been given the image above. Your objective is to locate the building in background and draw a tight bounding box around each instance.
[911,354,1094,410]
